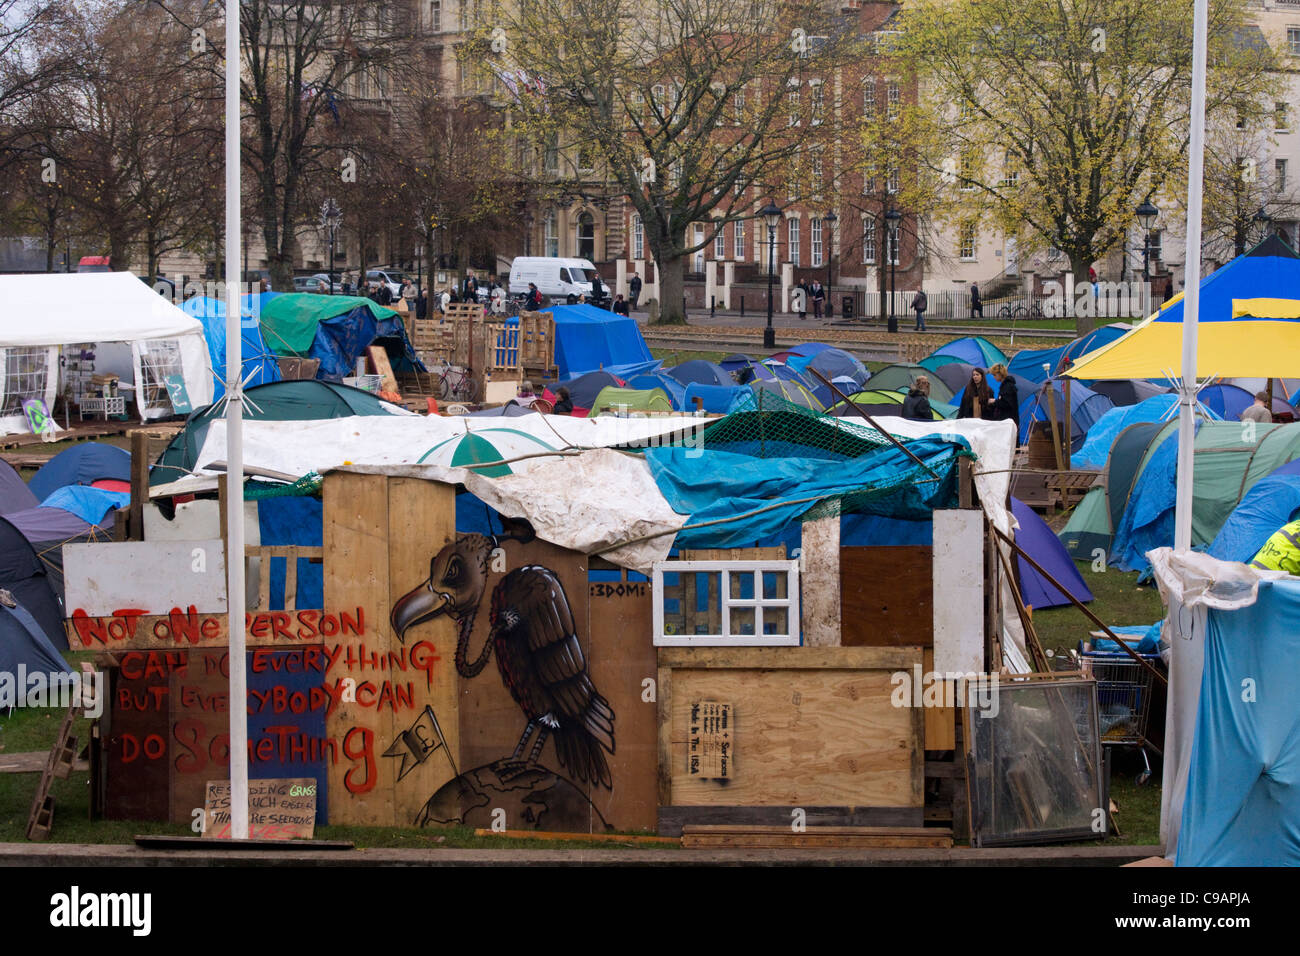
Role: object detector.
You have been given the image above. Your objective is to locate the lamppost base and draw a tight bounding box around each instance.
[763,326,776,350]
[887,317,898,334]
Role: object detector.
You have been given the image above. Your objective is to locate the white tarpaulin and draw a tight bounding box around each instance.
[0,272,214,433]
[194,413,710,476]
[1148,548,1288,860]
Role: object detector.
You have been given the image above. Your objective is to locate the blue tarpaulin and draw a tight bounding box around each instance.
[257,495,323,610]
[1111,422,1191,572]
[184,294,282,399]
[645,438,969,549]
[683,384,749,414]
[1208,460,1300,563]
[38,486,127,526]
[544,304,657,379]
[1071,394,1216,470]
[1178,578,1300,866]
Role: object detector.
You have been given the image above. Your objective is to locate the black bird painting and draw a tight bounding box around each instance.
[390,518,616,789]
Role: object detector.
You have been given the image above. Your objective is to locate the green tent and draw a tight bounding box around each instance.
[827,389,956,420]
[257,293,398,356]
[151,379,405,486]
[863,364,957,404]
[1059,420,1300,564]
[586,386,674,417]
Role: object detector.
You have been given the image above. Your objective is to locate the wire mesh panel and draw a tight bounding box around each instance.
[136,338,183,416]
[0,347,53,418]
[1079,653,1158,746]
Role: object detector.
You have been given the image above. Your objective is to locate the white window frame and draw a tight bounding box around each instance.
[1289,26,1300,57]
[788,216,801,266]
[632,214,644,259]
[714,227,726,259]
[959,221,977,261]
[652,559,801,646]
[809,79,824,125]
[429,0,441,32]
[1277,157,1289,194]
[811,217,823,267]
[734,219,745,260]
[544,211,559,257]
[862,217,876,264]
[886,79,900,119]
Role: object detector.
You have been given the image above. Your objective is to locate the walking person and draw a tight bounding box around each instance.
[401,278,417,313]
[970,282,983,319]
[958,367,993,419]
[811,279,825,320]
[628,272,642,310]
[911,288,928,331]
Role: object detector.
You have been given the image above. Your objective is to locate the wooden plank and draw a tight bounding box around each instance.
[474,828,679,846]
[103,652,179,820]
[657,662,673,809]
[658,805,924,836]
[129,430,149,541]
[840,546,933,647]
[656,646,918,671]
[586,570,658,833]
[922,649,956,750]
[799,516,840,647]
[366,346,399,396]
[322,472,395,826]
[386,477,460,828]
[932,511,984,674]
[663,647,923,810]
[169,649,229,825]
[66,609,360,651]
[0,752,90,774]
[680,825,952,849]
[64,540,228,616]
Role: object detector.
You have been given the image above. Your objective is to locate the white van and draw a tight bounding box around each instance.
[508,256,599,303]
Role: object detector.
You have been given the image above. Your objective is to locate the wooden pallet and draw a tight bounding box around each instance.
[26,701,81,841]
[680,826,953,849]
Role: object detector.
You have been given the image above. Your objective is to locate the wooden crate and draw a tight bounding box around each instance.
[518,311,556,379]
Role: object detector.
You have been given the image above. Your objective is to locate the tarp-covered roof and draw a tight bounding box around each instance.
[544,304,657,379]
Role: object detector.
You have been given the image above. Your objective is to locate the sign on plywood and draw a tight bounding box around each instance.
[931,511,984,675]
[64,540,227,616]
[202,777,317,840]
[688,701,732,779]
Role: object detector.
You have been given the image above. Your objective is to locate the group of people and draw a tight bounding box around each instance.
[902,364,1020,425]
[795,279,828,320]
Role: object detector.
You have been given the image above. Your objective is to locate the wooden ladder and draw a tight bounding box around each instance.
[26,697,83,841]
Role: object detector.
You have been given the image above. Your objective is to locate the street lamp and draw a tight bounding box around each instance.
[760,200,782,350]
[321,198,342,294]
[1254,205,1273,241]
[1136,200,1158,280]
[884,208,902,333]
[822,210,837,318]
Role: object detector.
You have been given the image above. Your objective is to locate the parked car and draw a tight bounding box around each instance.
[310,273,341,293]
[366,269,409,299]
[292,275,321,293]
[77,256,111,273]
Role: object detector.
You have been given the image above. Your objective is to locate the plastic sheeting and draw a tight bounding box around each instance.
[1010,497,1093,609]
[1149,549,1298,865]
[37,486,127,526]
[184,295,282,399]
[545,304,656,379]
[1071,395,1214,470]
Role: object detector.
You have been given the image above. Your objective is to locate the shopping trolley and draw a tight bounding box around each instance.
[1078,643,1164,784]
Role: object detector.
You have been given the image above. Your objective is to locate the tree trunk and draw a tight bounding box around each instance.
[655,253,687,325]
[1068,251,1094,335]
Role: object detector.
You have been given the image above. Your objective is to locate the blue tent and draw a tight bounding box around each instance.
[925,336,1007,369]
[1057,323,1131,374]
[28,443,131,502]
[0,459,38,515]
[544,304,658,379]
[1198,382,1255,421]
[664,359,732,387]
[1072,394,1218,470]
[1178,577,1300,866]
[1208,460,1300,563]
[184,294,282,399]
[805,347,870,387]
[1019,380,1115,448]
[0,598,73,684]
[1011,497,1093,609]
[1008,345,1067,385]
[683,383,749,413]
[628,372,688,409]
[0,515,67,649]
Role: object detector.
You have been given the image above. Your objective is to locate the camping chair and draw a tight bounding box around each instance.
[531,397,554,414]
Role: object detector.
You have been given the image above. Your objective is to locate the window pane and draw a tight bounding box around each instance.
[761,571,787,599]
[730,606,756,636]
[728,570,756,600]
[763,607,789,636]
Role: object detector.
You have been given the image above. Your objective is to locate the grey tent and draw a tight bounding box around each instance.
[0,516,68,650]
[0,593,74,689]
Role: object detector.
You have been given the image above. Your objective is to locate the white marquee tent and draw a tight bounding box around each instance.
[0,272,215,435]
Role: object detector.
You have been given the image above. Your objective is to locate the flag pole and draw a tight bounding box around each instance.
[224,0,249,840]
[1175,0,1208,553]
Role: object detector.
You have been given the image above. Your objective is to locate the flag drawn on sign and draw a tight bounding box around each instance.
[384,705,458,782]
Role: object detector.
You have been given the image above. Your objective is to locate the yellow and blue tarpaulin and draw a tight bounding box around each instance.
[1066,237,1300,380]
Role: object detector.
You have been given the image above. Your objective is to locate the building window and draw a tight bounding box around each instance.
[1289,27,1300,56]
[715,227,726,260]
[887,224,900,265]
[787,90,801,127]
[886,80,900,119]
[543,135,559,175]
[811,148,824,198]
[1047,244,1063,261]
[429,0,441,31]
[862,218,876,264]
[788,217,800,266]
[810,81,824,125]
[1148,228,1163,261]
[1277,158,1289,193]
[863,78,876,115]
[1278,102,1291,133]
[544,211,559,257]
[633,214,644,259]
[959,150,977,191]
[959,221,977,260]
[734,220,745,260]
[811,217,823,268]
[652,84,666,114]
[578,212,595,261]
[457,0,467,30]
[693,224,705,272]
[1000,150,1019,187]
[887,165,900,195]
[578,147,594,174]
[734,89,746,124]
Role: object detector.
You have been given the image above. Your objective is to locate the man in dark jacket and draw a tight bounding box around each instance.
[911,289,928,331]
[902,376,933,420]
[628,273,642,310]
[970,283,983,319]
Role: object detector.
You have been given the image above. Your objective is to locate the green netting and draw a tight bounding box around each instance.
[694,388,895,460]
[244,473,323,499]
